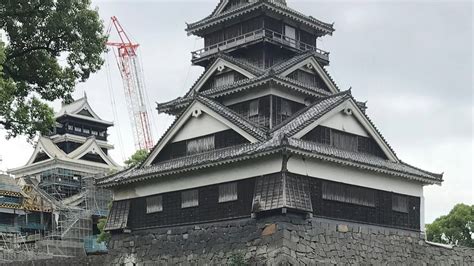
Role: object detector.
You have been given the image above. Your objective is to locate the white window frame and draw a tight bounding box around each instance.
[218,182,238,203]
[181,190,199,208]
[146,195,163,213]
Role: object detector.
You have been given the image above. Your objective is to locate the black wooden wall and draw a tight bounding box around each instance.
[127,178,255,229]
[123,174,420,231]
[305,175,420,230]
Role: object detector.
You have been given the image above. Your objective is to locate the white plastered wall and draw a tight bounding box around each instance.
[171,113,231,142]
[113,155,282,201]
[320,111,369,137]
[287,155,423,197]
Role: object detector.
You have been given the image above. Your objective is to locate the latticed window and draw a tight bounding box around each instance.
[332,130,358,152]
[214,72,235,87]
[322,182,375,207]
[280,99,292,116]
[392,194,409,213]
[181,190,199,208]
[146,195,163,213]
[186,135,215,155]
[218,183,238,203]
[249,100,259,117]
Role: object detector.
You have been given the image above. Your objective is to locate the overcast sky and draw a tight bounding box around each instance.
[0,0,472,223]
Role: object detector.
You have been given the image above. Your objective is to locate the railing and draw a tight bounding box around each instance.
[0,224,20,233]
[192,28,329,61]
[18,222,46,231]
[192,29,265,59]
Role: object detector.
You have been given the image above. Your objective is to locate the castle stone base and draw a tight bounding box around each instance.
[3,214,473,265]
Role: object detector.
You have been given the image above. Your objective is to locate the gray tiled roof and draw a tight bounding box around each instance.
[271,90,351,135]
[97,142,278,187]
[287,138,443,184]
[157,74,332,115]
[187,0,334,35]
[104,200,130,231]
[195,95,268,141]
[97,132,442,188]
[252,173,313,213]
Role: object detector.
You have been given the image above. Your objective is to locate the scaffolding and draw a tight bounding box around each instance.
[0,171,112,259]
[36,172,111,257]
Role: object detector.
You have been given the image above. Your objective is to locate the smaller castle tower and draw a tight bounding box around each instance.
[9,95,120,199]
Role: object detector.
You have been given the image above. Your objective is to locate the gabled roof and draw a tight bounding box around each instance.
[187,0,334,36]
[187,54,262,96]
[144,95,268,167]
[11,136,120,173]
[274,52,340,94]
[272,90,399,162]
[157,53,335,115]
[56,95,113,126]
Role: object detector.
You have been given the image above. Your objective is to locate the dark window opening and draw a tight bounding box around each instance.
[201,71,247,92]
[153,129,248,164]
[303,126,387,159]
[146,195,163,213]
[181,189,199,208]
[218,182,238,203]
[79,153,107,164]
[33,152,50,164]
[229,96,270,127]
[272,96,305,126]
[322,181,375,207]
[187,135,215,155]
[392,194,409,213]
[287,69,329,92]
[78,109,94,117]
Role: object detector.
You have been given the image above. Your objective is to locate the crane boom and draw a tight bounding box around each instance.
[106,16,154,151]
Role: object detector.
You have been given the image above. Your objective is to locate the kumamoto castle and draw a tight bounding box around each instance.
[3,0,473,265]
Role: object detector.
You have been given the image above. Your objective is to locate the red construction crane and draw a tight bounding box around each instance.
[106,16,154,151]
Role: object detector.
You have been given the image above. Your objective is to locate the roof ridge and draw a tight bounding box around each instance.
[187,1,334,34]
[270,51,315,74]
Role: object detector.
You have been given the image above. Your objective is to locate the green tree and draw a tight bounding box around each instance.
[96,216,110,244]
[426,204,473,247]
[124,149,149,168]
[0,0,107,139]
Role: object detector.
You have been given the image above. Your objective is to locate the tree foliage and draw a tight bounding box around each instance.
[426,204,473,247]
[0,0,107,139]
[96,216,110,244]
[124,149,149,168]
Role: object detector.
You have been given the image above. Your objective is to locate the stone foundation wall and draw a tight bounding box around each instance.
[2,215,473,265]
